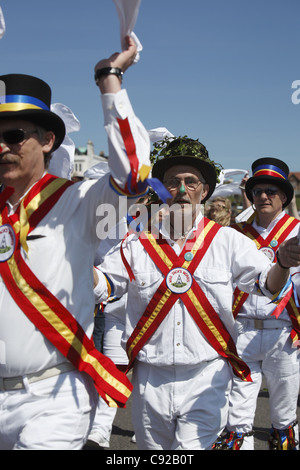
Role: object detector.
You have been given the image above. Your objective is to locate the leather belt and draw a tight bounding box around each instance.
[0,362,75,392]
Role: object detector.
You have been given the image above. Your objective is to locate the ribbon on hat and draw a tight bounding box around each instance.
[253,164,288,180]
[0,7,5,40]
[49,103,80,180]
[113,0,143,63]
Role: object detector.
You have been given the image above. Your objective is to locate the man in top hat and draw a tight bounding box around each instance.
[217,157,300,450]
[0,37,151,450]
[94,139,300,450]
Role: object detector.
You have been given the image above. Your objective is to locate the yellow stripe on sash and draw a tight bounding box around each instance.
[143,231,174,270]
[127,289,173,358]
[7,255,131,401]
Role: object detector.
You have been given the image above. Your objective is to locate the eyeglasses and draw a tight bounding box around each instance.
[251,187,279,198]
[0,129,38,145]
[163,177,205,191]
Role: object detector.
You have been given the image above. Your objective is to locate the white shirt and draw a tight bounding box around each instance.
[235,211,300,322]
[0,89,150,378]
[98,214,277,366]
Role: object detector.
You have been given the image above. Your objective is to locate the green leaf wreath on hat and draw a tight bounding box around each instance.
[147,135,223,204]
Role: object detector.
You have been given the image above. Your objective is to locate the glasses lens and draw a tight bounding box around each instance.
[265,189,278,196]
[252,188,278,197]
[164,178,201,191]
[2,129,26,144]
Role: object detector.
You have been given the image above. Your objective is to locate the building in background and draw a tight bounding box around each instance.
[73,140,107,176]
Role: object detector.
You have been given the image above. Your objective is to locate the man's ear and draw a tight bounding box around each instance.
[42,131,56,152]
[201,183,210,202]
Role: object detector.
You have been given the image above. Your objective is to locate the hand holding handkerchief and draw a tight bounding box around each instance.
[112,0,143,63]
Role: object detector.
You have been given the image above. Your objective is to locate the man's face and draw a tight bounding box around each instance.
[163,165,209,222]
[251,183,287,218]
[0,119,54,188]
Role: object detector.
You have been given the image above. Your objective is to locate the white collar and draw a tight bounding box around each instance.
[252,210,286,235]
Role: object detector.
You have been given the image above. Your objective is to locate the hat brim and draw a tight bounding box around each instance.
[152,155,217,203]
[0,109,66,151]
[245,175,294,208]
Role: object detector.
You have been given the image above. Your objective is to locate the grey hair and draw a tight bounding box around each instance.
[35,126,53,168]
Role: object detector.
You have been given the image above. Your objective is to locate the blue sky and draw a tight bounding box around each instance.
[1,0,299,173]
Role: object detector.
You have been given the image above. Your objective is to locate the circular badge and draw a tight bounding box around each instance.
[0,224,16,262]
[166,267,193,294]
[270,239,278,248]
[259,246,275,262]
[184,252,194,261]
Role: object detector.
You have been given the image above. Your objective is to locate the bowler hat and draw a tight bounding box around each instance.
[245,157,293,208]
[152,137,219,203]
[0,74,65,151]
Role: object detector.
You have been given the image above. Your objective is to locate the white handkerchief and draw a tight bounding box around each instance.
[212,168,248,198]
[148,127,174,144]
[0,7,6,39]
[113,0,143,63]
[48,103,80,179]
[84,161,109,180]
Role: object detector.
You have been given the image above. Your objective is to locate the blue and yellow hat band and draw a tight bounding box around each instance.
[253,164,287,180]
[0,94,50,112]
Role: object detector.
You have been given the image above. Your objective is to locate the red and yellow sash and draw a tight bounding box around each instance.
[232,213,300,346]
[124,218,252,382]
[0,175,132,407]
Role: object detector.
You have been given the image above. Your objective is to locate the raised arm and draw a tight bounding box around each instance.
[94,36,151,198]
[95,35,137,94]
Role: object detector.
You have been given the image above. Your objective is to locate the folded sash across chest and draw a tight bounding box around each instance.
[124,217,252,382]
[0,175,133,407]
[232,214,300,347]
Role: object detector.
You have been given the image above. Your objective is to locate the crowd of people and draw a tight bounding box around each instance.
[0,36,300,451]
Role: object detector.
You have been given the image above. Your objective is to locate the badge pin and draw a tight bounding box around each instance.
[184,252,194,261]
[0,224,16,262]
[259,246,275,262]
[166,267,193,294]
[270,240,278,247]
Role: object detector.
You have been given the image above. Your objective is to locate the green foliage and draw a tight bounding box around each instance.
[151,135,223,182]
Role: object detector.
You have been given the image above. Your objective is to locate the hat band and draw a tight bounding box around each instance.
[253,164,287,180]
[0,94,50,112]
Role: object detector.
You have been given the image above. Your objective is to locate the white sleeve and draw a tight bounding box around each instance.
[101,89,151,195]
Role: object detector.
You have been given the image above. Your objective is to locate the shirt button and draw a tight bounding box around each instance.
[177,321,181,326]
[176,343,180,347]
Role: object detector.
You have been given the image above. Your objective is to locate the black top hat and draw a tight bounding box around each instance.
[0,74,65,151]
[245,157,294,208]
[152,137,219,203]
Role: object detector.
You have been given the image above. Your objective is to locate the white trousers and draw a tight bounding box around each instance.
[0,369,98,450]
[131,358,232,450]
[89,312,127,441]
[227,323,299,450]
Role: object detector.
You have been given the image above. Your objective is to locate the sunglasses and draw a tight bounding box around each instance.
[0,129,38,145]
[251,187,279,198]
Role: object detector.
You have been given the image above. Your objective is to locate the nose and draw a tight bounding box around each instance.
[178,183,186,194]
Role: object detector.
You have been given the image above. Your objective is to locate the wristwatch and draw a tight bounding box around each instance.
[95,67,123,84]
